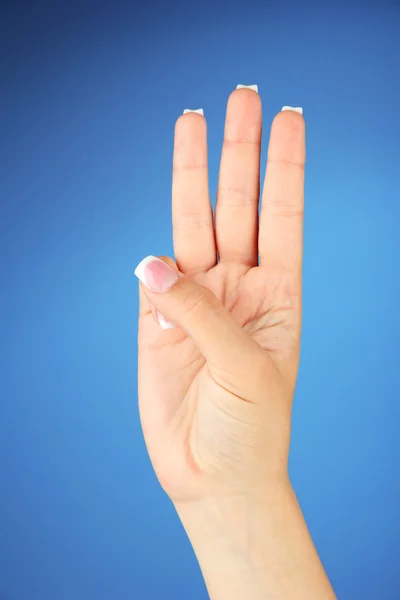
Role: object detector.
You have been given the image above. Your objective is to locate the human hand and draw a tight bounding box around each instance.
[135,88,305,503]
[135,89,336,600]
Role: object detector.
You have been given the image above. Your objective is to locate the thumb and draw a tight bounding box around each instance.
[134,255,269,381]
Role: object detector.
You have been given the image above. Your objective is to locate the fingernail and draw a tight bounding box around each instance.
[134,256,179,293]
[183,108,204,115]
[281,106,303,115]
[157,311,175,330]
[149,303,175,331]
[236,84,258,93]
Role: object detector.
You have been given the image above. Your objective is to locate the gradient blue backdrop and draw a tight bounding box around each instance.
[1,1,400,598]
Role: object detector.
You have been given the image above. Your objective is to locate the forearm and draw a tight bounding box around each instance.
[176,479,336,600]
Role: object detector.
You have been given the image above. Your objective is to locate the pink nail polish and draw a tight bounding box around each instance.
[134,256,179,293]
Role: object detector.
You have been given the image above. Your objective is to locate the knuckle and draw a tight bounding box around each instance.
[217,186,258,207]
[271,201,304,218]
[268,192,304,218]
[181,285,219,319]
[267,155,305,170]
[173,212,213,231]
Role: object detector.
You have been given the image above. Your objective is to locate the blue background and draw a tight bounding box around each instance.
[1,1,400,598]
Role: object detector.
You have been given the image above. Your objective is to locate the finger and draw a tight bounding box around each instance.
[134,256,275,399]
[172,112,216,275]
[215,88,262,267]
[138,282,151,318]
[259,109,306,288]
[138,256,178,326]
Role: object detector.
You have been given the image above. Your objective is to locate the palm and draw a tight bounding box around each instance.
[137,90,305,500]
[139,263,299,497]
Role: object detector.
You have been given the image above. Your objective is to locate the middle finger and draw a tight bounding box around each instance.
[214,87,262,267]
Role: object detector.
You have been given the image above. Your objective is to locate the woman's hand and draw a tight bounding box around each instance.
[135,88,335,599]
[136,88,303,500]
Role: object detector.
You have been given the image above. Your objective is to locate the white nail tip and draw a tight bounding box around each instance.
[134,255,158,282]
[157,311,175,330]
[134,258,175,330]
[281,106,303,115]
[236,84,258,92]
[183,109,204,115]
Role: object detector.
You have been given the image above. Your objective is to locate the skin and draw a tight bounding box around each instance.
[136,88,336,599]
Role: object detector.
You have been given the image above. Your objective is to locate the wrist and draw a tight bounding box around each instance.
[174,477,336,600]
[174,475,294,558]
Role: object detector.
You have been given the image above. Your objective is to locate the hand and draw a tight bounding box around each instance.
[136,89,304,502]
[135,89,336,599]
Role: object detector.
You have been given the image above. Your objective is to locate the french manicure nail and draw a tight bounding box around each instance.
[236,84,258,93]
[281,106,303,115]
[134,256,180,293]
[157,311,175,330]
[149,303,174,330]
[135,257,177,330]
[183,108,204,115]
[149,303,175,331]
